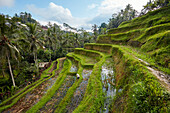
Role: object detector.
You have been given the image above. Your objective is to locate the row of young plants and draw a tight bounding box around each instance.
[0,59,59,112]
[26,58,70,113]
[27,54,86,112]
[54,56,84,112]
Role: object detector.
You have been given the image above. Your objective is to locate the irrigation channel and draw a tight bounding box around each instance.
[101,58,116,113]
[2,62,60,113]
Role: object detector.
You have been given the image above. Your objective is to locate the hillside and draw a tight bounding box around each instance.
[0,6,170,113]
[97,6,170,73]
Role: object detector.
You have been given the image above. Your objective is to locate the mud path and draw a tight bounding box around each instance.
[65,69,92,113]
[101,58,116,113]
[121,46,170,91]
[135,57,170,91]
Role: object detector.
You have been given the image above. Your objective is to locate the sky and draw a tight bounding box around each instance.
[0,0,149,30]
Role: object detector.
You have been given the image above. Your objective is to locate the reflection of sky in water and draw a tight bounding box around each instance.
[73,69,92,96]
[101,59,116,113]
[82,69,92,79]
[101,66,115,97]
[70,64,78,72]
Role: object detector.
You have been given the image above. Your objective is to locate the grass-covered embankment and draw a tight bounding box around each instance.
[80,43,169,112]
[73,51,112,112]
[54,60,84,113]
[67,48,106,68]
[97,6,170,70]
[26,58,71,113]
[110,45,169,113]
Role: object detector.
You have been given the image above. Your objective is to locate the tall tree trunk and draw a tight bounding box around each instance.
[34,52,39,75]
[2,68,5,78]
[49,45,51,61]
[7,55,16,87]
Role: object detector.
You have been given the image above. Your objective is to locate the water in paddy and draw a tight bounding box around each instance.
[65,69,92,113]
[101,58,116,113]
[70,63,78,72]
[38,75,76,113]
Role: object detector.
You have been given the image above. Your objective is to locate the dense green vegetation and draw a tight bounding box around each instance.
[0,0,170,113]
[97,6,170,73]
[0,13,95,100]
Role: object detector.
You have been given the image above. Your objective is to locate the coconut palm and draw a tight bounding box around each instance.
[45,28,56,61]
[0,15,20,87]
[22,23,43,75]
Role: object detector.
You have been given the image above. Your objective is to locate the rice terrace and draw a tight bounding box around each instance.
[0,0,170,113]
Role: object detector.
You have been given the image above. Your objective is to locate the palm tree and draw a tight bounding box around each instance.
[45,28,56,61]
[22,23,43,75]
[73,33,80,48]
[92,24,98,42]
[0,15,20,87]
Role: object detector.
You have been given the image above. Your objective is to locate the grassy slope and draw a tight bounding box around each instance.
[97,6,170,72]
[84,43,170,112]
[26,58,70,113]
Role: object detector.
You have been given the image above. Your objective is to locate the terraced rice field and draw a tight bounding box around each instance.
[0,43,169,113]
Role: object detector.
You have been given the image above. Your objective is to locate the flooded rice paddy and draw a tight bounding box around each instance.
[38,75,76,113]
[101,58,116,113]
[65,69,92,113]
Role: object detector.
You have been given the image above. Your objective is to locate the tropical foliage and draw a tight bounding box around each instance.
[0,13,94,101]
[107,4,138,29]
[141,0,170,15]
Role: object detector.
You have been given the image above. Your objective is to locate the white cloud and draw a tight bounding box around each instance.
[89,0,149,25]
[27,0,149,30]
[99,0,148,14]
[27,2,73,24]
[27,2,92,30]
[0,0,14,7]
[88,4,98,9]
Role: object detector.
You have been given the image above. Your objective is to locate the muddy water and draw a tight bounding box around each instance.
[65,69,92,113]
[101,58,116,113]
[38,75,76,113]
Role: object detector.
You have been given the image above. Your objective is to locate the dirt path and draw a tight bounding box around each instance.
[121,46,170,91]
[135,57,170,91]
